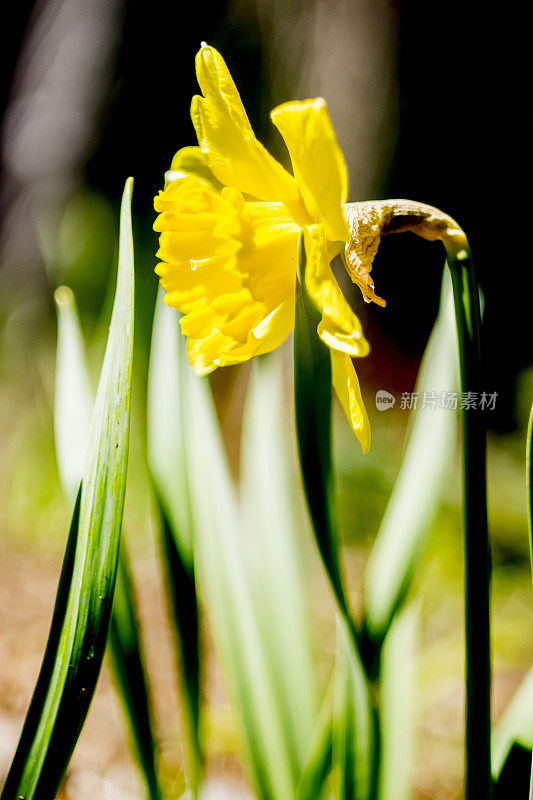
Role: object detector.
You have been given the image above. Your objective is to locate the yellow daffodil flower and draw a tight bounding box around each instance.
[154,43,372,452]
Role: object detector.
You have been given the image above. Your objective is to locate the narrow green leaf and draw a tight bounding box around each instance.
[492,667,533,780]
[148,287,194,567]
[377,604,418,800]
[147,292,202,791]
[1,178,135,800]
[363,271,459,646]
[294,233,376,800]
[527,402,533,800]
[180,341,300,800]
[527,398,533,585]
[293,233,352,627]
[157,504,201,791]
[241,355,319,770]
[296,681,334,800]
[109,549,162,800]
[493,744,532,799]
[331,618,375,800]
[53,226,161,800]
[53,285,94,500]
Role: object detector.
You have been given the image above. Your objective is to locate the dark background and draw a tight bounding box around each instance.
[1,0,530,424]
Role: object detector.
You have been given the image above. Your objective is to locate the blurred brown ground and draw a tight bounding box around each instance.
[1,524,532,800]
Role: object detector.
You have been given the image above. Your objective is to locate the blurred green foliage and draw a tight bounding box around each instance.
[1,184,532,798]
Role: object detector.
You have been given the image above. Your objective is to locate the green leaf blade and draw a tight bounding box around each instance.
[54,266,162,800]
[296,682,334,800]
[363,271,459,646]
[1,178,135,800]
[53,285,94,502]
[293,233,349,623]
[147,293,202,792]
[109,550,162,800]
[182,348,297,800]
[332,618,375,800]
[241,355,320,771]
[294,233,376,800]
[148,288,194,567]
[492,667,533,781]
[157,502,202,792]
[377,604,418,800]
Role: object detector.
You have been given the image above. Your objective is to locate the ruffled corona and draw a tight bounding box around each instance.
[154,43,372,452]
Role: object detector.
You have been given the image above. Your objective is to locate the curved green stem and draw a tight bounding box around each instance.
[447,245,492,800]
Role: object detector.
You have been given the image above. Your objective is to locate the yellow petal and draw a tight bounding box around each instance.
[192,44,299,205]
[166,146,223,189]
[303,225,369,358]
[271,99,350,243]
[253,298,295,355]
[331,350,371,454]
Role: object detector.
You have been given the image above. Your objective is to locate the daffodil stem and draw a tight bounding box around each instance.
[447,246,492,800]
